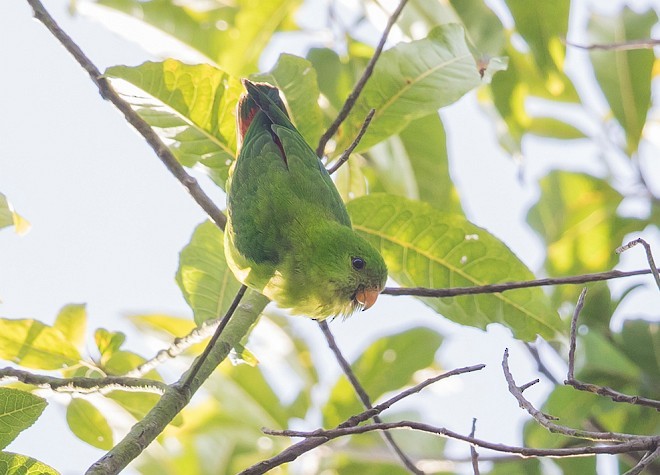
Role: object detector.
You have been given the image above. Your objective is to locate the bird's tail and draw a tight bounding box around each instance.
[237,80,291,150]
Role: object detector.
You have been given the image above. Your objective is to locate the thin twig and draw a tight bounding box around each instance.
[567,288,588,381]
[624,446,660,475]
[318,321,424,474]
[503,349,648,442]
[264,422,658,458]
[181,285,247,391]
[124,315,226,378]
[26,0,227,230]
[0,367,167,394]
[566,38,660,51]
[524,343,560,385]
[382,267,660,298]
[326,109,375,174]
[315,0,409,157]
[616,238,660,290]
[241,364,484,475]
[469,418,480,475]
[565,288,660,411]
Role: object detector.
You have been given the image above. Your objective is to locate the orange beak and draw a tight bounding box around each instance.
[355,288,381,311]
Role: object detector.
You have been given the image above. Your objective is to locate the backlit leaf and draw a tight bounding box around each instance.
[0,193,30,236]
[348,194,562,340]
[66,399,113,450]
[176,221,242,325]
[0,319,81,370]
[106,60,242,188]
[0,452,59,475]
[53,304,87,351]
[527,171,643,276]
[89,0,302,76]
[0,389,47,450]
[340,24,482,153]
[587,7,657,155]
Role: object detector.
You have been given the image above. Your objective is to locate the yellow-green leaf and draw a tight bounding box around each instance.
[53,304,87,351]
[340,24,482,153]
[0,319,81,370]
[348,194,562,341]
[587,7,657,156]
[0,389,47,450]
[527,171,644,276]
[0,452,59,475]
[177,221,242,325]
[105,60,242,188]
[66,399,113,450]
[0,193,30,236]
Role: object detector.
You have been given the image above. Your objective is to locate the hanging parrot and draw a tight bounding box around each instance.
[224,79,388,319]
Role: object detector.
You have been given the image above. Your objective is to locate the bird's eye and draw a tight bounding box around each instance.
[351,257,365,270]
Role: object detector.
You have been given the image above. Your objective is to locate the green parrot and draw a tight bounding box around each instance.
[224,80,388,319]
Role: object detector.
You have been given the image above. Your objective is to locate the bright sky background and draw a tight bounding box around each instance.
[1,1,659,474]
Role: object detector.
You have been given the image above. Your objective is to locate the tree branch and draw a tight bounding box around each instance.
[624,446,660,475]
[241,364,484,474]
[503,348,651,442]
[616,238,660,290]
[264,422,658,458]
[382,267,660,298]
[326,109,375,174]
[469,418,480,475]
[25,0,227,230]
[315,0,409,157]
[318,321,423,474]
[566,38,660,51]
[0,367,167,395]
[565,288,660,411]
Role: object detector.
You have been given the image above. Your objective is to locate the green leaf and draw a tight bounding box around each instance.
[0,318,81,370]
[94,328,126,364]
[0,452,59,475]
[323,327,442,427]
[527,117,586,140]
[90,0,302,76]
[103,350,162,381]
[348,194,562,340]
[527,171,643,276]
[53,304,87,351]
[66,399,113,450]
[106,391,182,427]
[579,330,641,384]
[335,155,368,202]
[105,60,242,188]
[176,221,242,325]
[252,54,324,148]
[489,458,541,475]
[449,0,505,56]
[505,0,570,75]
[306,48,355,112]
[340,24,482,153]
[0,193,30,235]
[128,313,206,353]
[0,389,47,450]
[587,7,657,155]
[399,113,462,212]
[619,320,660,380]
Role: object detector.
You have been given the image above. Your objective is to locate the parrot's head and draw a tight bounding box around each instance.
[308,224,388,318]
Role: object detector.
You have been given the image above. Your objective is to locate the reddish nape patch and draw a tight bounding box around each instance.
[237,94,258,144]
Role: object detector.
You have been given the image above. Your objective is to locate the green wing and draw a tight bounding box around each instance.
[243,81,350,227]
[228,81,350,265]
